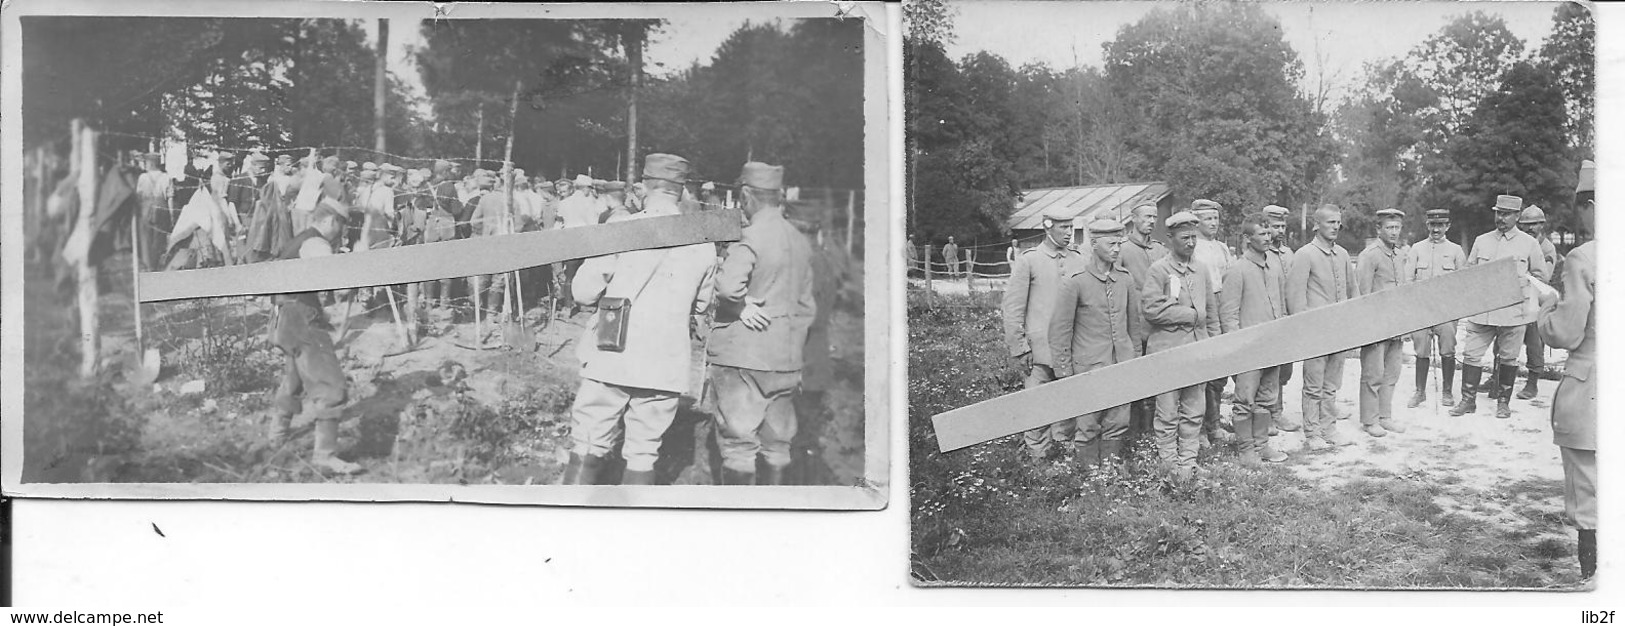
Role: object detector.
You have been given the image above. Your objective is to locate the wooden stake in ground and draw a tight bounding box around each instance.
[74,119,100,378]
[930,258,1526,452]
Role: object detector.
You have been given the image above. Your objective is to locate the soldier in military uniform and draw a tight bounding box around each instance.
[563,154,718,485]
[1287,205,1358,451]
[1118,203,1167,439]
[1001,209,1084,461]
[264,201,362,475]
[942,237,960,278]
[1261,204,1298,433]
[1221,214,1289,464]
[1536,160,1596,579]
[1142,211,1221,481]
[1048,219,1142,470]
[1355,209,1409,438]
[1450,195,1548,419]
[1516,205,1560,400]
[1406,208,1466,408]
[1190,199,1233,447]
[707,162,818,486]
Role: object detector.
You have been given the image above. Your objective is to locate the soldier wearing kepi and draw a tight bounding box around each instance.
[1002,209,1085,462]
[1355,208,1409,438]
[1406,208,1466,408]
[1450,195,1548,419]
[1261,204,1298,433]
[264,200,362,475]
[1287,205,1358,451]
[1536,160,1596,579]
[1516,205,1560,400]
[707,162,818,485]
[563,154,718,485]
[1221,214,1288,464]
[1048,219,1142,470]
[1142,211,1221,482]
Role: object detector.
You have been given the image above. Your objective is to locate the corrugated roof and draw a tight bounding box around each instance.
[1008,181,1171,231]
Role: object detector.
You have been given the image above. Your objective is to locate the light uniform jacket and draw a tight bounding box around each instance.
[1119,234,1168,339]
[1465,227,1549,327]
[559,194,602,229]
[1537,242,1596,451]
[1194,238,1232,292]
[708,206,818,373]
[1407,237,1465,283]
[1266,243,1294,293]
[1001,239,1084,365]
[1048,260,1142,378]
[1141,255,1220,355]
[573,193,718,394]
[1355,240,1403,296]
[1220,250,1285,334]
[1286,238,1356,315]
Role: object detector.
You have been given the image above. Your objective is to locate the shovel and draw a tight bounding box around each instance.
[501,271,535,352]
[132,348,163,387]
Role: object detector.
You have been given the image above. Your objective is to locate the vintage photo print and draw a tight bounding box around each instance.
[907,0,1597,586]
[2,0,892,509]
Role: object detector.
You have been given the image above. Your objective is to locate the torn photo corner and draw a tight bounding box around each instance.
[1,0,894,510]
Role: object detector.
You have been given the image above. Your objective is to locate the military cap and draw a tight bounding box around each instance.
[1041,208,1075,225]
[1190,199,1222,215]
[275,154,295,165]
[738,162,785,190]
[344,160,359,170]
[574,174,594,187]
[361,161,378,172]
[642,153,691,184]
[701,181,716,192]
[1166,211,1201,230]
[1262,204,1290,220]
[1425,208,1452,223]
[1578,160,1595,195]
[142,152,163,166]
[358,168,379,181]
[378,163,404,174]
[1088,219,1126,236]
[1493,195,1523,212]
[1374,208,1405,220]
[603,181,628,192]
[1519,205,1546,224]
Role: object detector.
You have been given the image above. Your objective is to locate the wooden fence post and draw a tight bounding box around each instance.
[846,189,857,256]
[923,245,935,309]
[74,119,101,378]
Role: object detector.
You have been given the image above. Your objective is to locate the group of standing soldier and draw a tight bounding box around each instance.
[999,189,1587,487]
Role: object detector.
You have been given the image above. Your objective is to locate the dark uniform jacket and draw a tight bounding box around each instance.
[1538,242,1596,450]
[708,206,818,372]
[1048,260,1142,378]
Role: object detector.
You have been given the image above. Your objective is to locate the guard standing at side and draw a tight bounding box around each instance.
[1048,219,1142,470]
[1355,208,1409,438]
[707,162,819,486]
[1450,195,1548,419]
[1536,160,1596,579]
[1001,209,1084,462]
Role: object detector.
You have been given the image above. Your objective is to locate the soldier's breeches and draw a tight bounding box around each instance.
[709,365,801,473]
[271,314,347,420]
[1233,367,1278,446]
[1154,384,1204,468]
[1359,338,1404,424]
[1020,365,1071,458]
[570,378,680,472]
[1410,321,1457,359]
[1462,322,1524,368]
[1561,446,1597,530]
[1523,322,1546,371]
[1073,404,1130,447]
[1300,353,1344,435]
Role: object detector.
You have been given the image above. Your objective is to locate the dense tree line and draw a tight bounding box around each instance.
[907,3,1593,251]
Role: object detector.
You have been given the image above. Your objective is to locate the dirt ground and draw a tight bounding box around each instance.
[23,255,866,486]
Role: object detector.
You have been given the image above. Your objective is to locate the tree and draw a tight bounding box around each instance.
[1538,2,1594,157]
[1421,62,1571,239]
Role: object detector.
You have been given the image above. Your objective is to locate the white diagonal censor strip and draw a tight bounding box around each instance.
[931,258,1526,452]
[138,211,743,302]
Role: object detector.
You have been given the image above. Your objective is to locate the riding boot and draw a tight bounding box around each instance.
[1579,529,1597,579]
[1517,370,1540,400]
[1440,356,1457,406]
[1449,366,1480,416]
[311,418,362,475]
[1408,357,1429,408]
[1496,364,1518,419]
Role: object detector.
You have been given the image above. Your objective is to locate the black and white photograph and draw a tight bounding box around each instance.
[3,0,890,509]
[907,0,1598,586]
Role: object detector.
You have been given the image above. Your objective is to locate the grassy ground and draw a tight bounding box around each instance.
[908,292,1586,589]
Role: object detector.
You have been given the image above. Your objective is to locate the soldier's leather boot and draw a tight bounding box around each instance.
[1075,441,1102,470]
[1579,529,1597,579]
[1440,356,1457,406]
[1516,373,1539,400]
[1496,364,1518,419]
[621,469,656,485]
[1233,416,1258,464]
[562,453,607,485]
[760,465,788,486]
[1449,366,1480,416]
[560,452,584,485]
[1259,443,1289,463]
[721,468,755,485]
[1409,357,1430,408]
[311,418,363,475]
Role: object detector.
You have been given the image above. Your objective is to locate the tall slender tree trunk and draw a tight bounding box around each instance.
[624,24,645,182]
[475,105,484,163]
[375,19,388,156]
